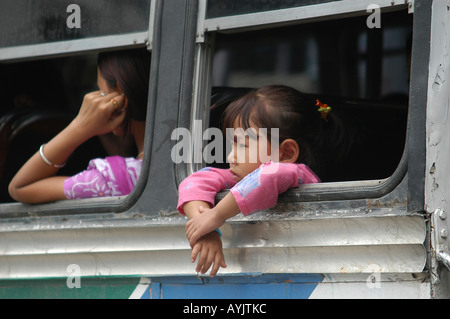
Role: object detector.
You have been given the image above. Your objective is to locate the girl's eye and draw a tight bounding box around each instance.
[233,133,249,149]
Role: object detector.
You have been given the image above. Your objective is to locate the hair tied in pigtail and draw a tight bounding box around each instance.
[316,99,331,122]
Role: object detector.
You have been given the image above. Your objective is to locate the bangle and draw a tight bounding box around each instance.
[39,144,66,168]
[214,228,222,237]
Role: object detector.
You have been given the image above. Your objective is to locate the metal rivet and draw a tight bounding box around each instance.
[436,209,447,220]
[441,229,448,238]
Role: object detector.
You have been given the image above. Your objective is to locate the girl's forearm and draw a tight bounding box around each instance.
[212,192,241,221]
[182,201,211,220]
[184,193,241,222]
[8,122,89,202]
[38,122,90,168]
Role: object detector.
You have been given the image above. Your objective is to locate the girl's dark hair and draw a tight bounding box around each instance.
[222,85,347,175]
[98,48,151,132]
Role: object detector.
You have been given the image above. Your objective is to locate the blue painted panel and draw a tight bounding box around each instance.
[146,274,324,299]
[150,282,161,299]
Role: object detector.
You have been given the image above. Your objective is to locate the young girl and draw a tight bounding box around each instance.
[8,48,150,204]
[178,85,341,277]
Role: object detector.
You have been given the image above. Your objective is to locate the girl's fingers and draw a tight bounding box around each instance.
[185,221,192,237]
[104,93,126,113]
[186,223,197,247]
[186,220,196,239]
[210,259,221,278]
[204,248,216,274]
[196,247,213,275]
[196,251,208,273]
[189,234,199,248]
[74,91,127,139]
[191,244,200,263]
[108,108,127,131]
[210,257,227,278]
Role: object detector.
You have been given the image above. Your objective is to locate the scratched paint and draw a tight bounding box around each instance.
[425,0,450,298]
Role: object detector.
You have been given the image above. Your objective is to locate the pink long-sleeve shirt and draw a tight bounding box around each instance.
[177,162,320,216]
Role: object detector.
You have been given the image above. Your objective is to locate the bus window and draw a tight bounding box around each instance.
[208,10,412,183]
[0,54,116,202]
[0,0,153,209]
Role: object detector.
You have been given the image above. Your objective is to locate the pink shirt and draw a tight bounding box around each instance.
[177,162,320,216]
[64,156,142,199]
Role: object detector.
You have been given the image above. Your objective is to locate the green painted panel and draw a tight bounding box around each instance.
[0,277,140,299]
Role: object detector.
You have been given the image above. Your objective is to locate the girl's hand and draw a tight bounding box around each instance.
[191,232,227,277]
[186,207,226,247]
[70,91,127,141]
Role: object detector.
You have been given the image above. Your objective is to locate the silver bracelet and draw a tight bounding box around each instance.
[39,144,66,168]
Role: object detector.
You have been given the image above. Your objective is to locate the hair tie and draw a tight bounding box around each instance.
[316,99,331,121]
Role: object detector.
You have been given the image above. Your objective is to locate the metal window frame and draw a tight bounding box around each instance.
[196,0,413,42]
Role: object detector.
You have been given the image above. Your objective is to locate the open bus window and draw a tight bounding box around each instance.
[208,10,412,183]
[0,1,153,210]
[0,53,139,203]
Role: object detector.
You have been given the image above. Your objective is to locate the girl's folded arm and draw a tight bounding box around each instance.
[177,167,236,215]
[230,162,318,216]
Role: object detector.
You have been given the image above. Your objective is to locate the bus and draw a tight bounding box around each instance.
[0,0,448,299]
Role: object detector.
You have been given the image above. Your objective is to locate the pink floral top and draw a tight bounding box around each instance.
[63,156,142,199]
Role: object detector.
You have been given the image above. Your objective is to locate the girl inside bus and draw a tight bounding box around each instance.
[8,48,150,204]
[178,85,344,277]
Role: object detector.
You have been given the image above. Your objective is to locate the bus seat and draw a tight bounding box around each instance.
[0,108,38,183]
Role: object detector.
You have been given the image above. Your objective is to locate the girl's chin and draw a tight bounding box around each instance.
[229,170,242,182]
[232,175,241,182]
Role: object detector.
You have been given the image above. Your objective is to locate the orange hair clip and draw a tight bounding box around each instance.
[316,99,331,121]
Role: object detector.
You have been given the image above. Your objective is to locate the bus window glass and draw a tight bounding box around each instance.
[0,0,150,48]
